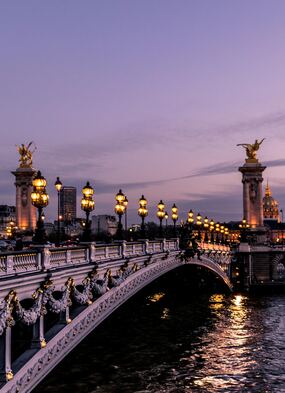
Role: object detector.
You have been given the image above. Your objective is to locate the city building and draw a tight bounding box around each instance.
[263,182,280,222]
[43,222,55,236]
[0,205,16,238]
[91,215,117,236]
[60,186,77,222]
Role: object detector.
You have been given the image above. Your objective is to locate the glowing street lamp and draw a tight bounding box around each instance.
[165,212,169,227]
[138,195,148,238]
[224,227,229,243]
[210,219,215,243]
[171,204,178,237]
[220,225,225,244]
[187,209,194,230]
[204,216,209,242]
[54,177,62,246]
[215,222,221,243]
[31,171,49,244]
[6,221,17,239]
[115,189,126,239]
[239,217,250,230]
[123,195,128,231]
[239,217,250,242]
[196,212,202,240]
[81,181,95,242]
[157,200,166,237]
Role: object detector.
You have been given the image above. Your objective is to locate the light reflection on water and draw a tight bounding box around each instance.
[34,291,285,393]
[192,294,253,391]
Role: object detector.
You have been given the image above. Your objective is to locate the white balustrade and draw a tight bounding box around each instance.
[107,245,121,259]
[13,253,38,272]
[0,240,180,276]
[148,242,155,253]
[94,246,107,261]
[0,256,6,275]
[125,243,134,256]
[50,250,67,267]
[133,242,144,255]
[70,248,87,264]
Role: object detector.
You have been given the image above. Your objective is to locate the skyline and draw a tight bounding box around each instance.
[1,144,283,224]
[1,1,285,222]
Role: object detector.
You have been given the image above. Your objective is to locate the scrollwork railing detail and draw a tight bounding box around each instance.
[47,278,73,314]
[89,269,109,297]
[73,278,93,305]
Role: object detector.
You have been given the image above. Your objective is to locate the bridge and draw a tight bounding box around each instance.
[0,239,232,393]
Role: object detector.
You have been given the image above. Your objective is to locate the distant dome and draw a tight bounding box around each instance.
[263,182,280,220]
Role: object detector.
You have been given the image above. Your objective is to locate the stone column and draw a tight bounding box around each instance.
[243,179,250,223]
[31,315,46,349]
[11,167,37,231]
[239,161,266,228]
[0,327,13,382]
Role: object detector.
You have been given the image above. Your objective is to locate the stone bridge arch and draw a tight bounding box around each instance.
[1,252,231,393]
[271,254,285,281]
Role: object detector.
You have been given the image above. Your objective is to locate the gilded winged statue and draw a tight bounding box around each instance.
[16,142,37,168]
[237,138,265,160]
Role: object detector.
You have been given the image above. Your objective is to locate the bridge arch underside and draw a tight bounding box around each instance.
[271,254,285,282]
[2,254,231,393]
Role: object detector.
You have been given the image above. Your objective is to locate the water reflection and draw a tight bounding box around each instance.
[34,289,285,393]
[146,292,165,304]
[192,293,253,391]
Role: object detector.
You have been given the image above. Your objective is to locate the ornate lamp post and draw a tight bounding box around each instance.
[215,222,221,243]
[115,189,126,239]
[54,177,62,246]
[171,204,178,237]
[6,221,17,239]
[165,212,169,238]
[123,195,128,231]
[31,171,49,244]
[220,225,225,244]
[157,200,166,237]
[239,217,250,242]
[196,212,202,240]
[187,209,194,231]
[165,212,169,227]
[203,216,209,242]
[210,219,215,243]
[81,181,95,242]
[138,195,148,238]
[224,227,229,244]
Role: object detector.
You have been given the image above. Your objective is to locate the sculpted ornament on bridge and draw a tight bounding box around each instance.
[16,141,36,168]
[0,241,231,392]
[237,138,265,161]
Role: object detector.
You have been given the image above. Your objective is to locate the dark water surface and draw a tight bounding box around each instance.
[34,267,285,393]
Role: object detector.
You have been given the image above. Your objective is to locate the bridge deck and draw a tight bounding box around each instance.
[0,240,232,393]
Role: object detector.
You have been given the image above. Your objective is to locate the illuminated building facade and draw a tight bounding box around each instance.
[60,186,77,222]
[263,182,280,222]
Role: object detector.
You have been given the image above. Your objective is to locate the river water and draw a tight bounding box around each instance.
[34,266,285,393]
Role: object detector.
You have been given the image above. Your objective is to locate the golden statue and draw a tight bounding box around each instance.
[16,142,36,168]
[237,138,265,161]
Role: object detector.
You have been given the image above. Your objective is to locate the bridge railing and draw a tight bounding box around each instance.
[0,239,180,277]
[197,241,232,276]
[197,242,231,252]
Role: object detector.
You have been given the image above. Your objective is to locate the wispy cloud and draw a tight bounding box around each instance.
[214,111,285,136]
[178,158,285,180]
[44,157,285,196]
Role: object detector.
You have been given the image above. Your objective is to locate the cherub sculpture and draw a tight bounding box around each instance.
[237,138,265,160]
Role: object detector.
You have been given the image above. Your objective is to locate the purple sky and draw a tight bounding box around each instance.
[1,0,285,224]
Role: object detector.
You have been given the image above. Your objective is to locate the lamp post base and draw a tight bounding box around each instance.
[33,227,47,244]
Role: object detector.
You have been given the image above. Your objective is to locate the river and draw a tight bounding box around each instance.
[33,266,285,393]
